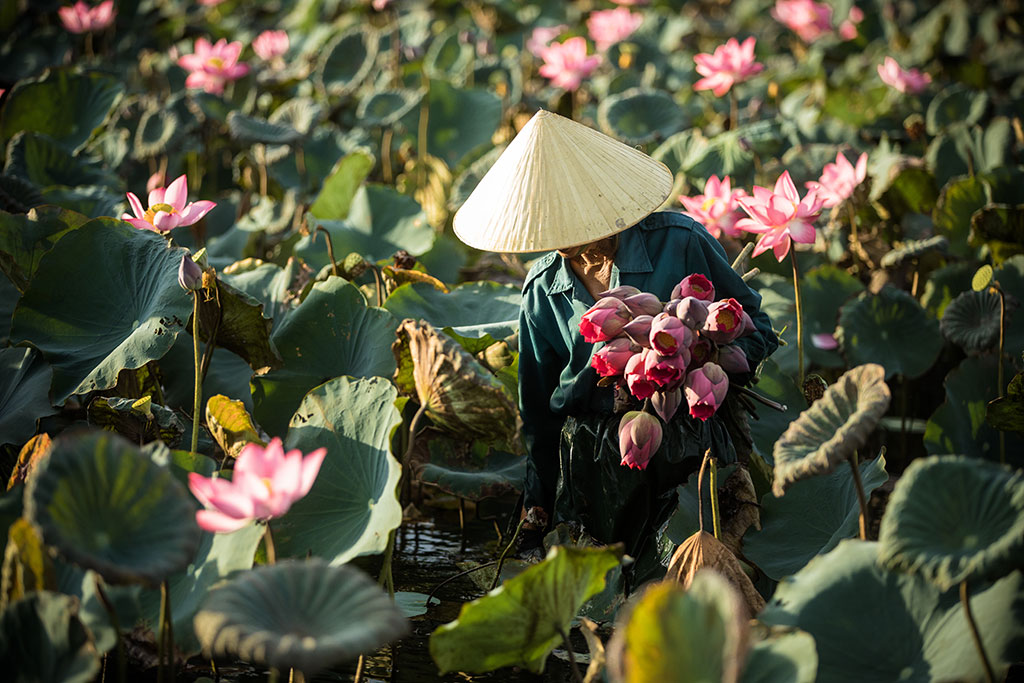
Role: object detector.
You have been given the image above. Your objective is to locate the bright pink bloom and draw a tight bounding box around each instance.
[805,151,867,209]
[623,315,654,348]
[703,298,754,344]
[618,411,662,470]
[587,8,643,52]
[838,6,864,40]
[684,363,729,421]
[650,312,693,356]
[146,171,165,195]
[625,353,659,400]
[623,292,663,317]
[580,297,632,343]
[526,24,568,58]
[877,57,932,94]
[671,273,715,302]
[123,174,216,233]
[736,170,824,261]
[188,438,327,533]
[591,338,636,377]
[717,345,750,374]
[651,388,682,423]
[538,37,602,91]
[58,1,115,34]
[673,297,710,329]
[177,38,250,95]
[772,0,833,43]
[642,348,688,388]
[679,175,746,239]
[811,332,839,350]
[693,37,763,97]
[253,30,289,62]
[198,0,227,5]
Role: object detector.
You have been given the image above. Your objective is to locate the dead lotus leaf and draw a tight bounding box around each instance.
[720,467,760,556]
[7,434,52,490]
[1,518,56,611]
[665,530,765,616]
[205,394,266,459]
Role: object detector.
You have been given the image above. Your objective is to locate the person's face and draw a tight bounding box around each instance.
[556,243,591,259]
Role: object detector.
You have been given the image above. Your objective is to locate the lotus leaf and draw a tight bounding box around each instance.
[933,175,987,258]
[879,236,949,268]
[87,396,184,447]
[159,337,254,413]
[195,559,407,673]
[744,359,803,467]
[652,129,709,177]
[760,541,1024,682]
[0,205,88,292]
[10,220,193,404]
[772,364,890,496]
[0,591,100,683]
[430,545,623,674]
[393,319,517,444]
[473,56,523,105]
[448,145,504,212]
[195,277,281,371]
[384,281,520,339]
[268,127,353,193]
[0,348,55,447]
[878,456,1024,590]
[741,625,817,683]
[1,518,56,610]
[275,376,403,564]
[40,185,121,219]
[227,111,303,145]
[665,531,765,616]
[926,85,988,135]
[267,97,321,136]
[220,258,306,329]
[395,591,429,618]
[940,289,1004,353]
[205,394,265,460]
[319,26,378,97]
[424,27,474,84]
[607,572,747,683]
[356,89,423,128]
[921,261,974,318]
[970,204,1024,264]
[308,151,374,220]
[685,120,784,189]
[836,286,941,379]
[420,439,524,501]
[0,174,45,213]
[987,371,1024,433]
[26,431,201,584]
[419,80,502,168]
[133,106,180,159]
[8,435,51,490]
[598,88,685,146]
[252,277,398,437]
[5,131,116,190]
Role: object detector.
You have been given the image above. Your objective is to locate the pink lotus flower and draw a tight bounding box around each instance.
[811,332,839,350]
[623,315,654,348]
[642,348,689,388]
[736,170,825,261]
[717,345,750,374]
[587,8,643,52]
[188,438,327,533]
[591,338,636,377]
[805,151,867,209]
[122,174,216,233]
[253,30,289,62]
[673,297,710,329]
[651,387,682,423]
[146,171,165,194]
[877,57,932,94]
[838,6,864,40]
[580,297,632,343]
[618,411,662,470]
[703,298,755,344]
[625,353,659,401]
[772,0,833,43]
[58,0,115,34]
[611,0,649,5]
[599,285,642,301]
[371,0,393,10]
[526,24,569,58]
[650,312,693,356]
[623,292,663,317]
[684,363,729,421]
[693,37,764,97]
[679,175,747,239]
[671,273,715,302]
[198,0,227,5]
[538,37,602,91]
[177,38,250,95]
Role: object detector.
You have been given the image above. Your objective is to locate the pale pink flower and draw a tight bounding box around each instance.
[198,0,227,5]
[622,292,663,317]
[188,438,327,533]
[371,0,392,10]
[650,312,693,356]
[877,57,932,94]
[587,8,643,52]
[122,174,216,233]
[838,6,864,40]
[673,297,709,329]
[736,170,825,261]
[145,171,165,195]
[611,0,649,5]
[717,345,750,374]
[58,0,115,34]
[772,0,833,43]
[684,363,729,421]
[177,38,250,95]
[623,315,654,348]
[538,37,602,91]
[693,37,764,97]
[703,298,756,344]
[599,285,642,301]
[618,411,662,470]
[526,24,568,58]
[253,30,289,62]
[679,175,746,239]
[805,151,868,209]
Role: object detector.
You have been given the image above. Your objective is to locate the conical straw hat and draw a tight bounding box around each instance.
[453,110,674,254]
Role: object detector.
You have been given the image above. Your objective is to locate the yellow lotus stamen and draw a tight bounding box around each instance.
[701,197,718,212]
[143,202,176,224]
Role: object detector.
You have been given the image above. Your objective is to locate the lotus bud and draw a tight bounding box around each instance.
[650,312,693,356]
[598,285,642,301]
[618,411,663,471]
[178,253,203,291]
[717,345,750,374]
[623,315,654,348]
[689,336,712,368]
[671,273,715,302]
[642,347,689,388]
[623,292,664,317]
[684,362,729,421]
[624,353,658,400]
[674,296,710,329]
[652,387,683,422]
[811,333,839,350]
[580,297,632,343]
[591,338,636,377]
[702,298,748,343]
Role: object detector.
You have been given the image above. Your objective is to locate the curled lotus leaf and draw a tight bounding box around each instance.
[939,289,1009,353]
[26,431,201,584]
[0,347,56,448]
[393,319,517,444]
[133,105,181,159]
[205,394,265,459]
[665,530,765,616]
[86,396,184,447]
[227,111,303,146]
[879,236,949,268]
[194,559,407,673]
[772,364,891,496]
[878,456,1024,590]
[318,26,378,97]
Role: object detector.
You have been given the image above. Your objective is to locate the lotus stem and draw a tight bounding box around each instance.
[353,655,366,683]
[314,225,339,278]
[848,455,869,540]
[371,265,384,307]
[191,293,202,455]
[378,528,395,599]
[556,625,584,683]
[295,146,306,188]
[790,249,805,388]
[93,575,126,683]
[401,401,429,504]
[709,457,721,541]
[961,580,995,683]
[899,375,908,461]
[264,522,277,565]
[734,385,787,412]
[417,73,430,191]
[997,286,1006,465]
[157,580,175,683]
[697,452,709,532]
[490,519,526,591]
[381,128,394,184]
[426,560,499,606]
[730,242,754,274]
[729,90,738,130]
[290,669,305,683]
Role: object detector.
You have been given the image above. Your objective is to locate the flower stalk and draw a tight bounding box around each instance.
[191,293,202,455]
[848,453,869,540]
[791,249,805,387]
[960,580,995,683]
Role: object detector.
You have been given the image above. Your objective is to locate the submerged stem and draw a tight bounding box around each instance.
[848,455,869,540]
[400,402,429,504]
[159,580,175,683]
[961,580,995,683]
[790,249,805,388]
[378,529,395,599]
[191,293,202,456]
[556,625,584,683]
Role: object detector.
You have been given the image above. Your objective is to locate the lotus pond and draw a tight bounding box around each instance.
[1,0,1023,681]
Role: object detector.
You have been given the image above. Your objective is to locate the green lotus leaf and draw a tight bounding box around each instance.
[606,572,748,683]
[195,277,281,371]
[41,185,122,219]
[268,97,322,136]
[26,431,201,584]
[652,129,709,177]
[760,541,1024,683]
[195,559,407,673]
[308,151,374,221]
[275,376,402,563]
[133,105,181,159]
[0,205,88,292]
[926,85,988,135]
[836,286,942,379]
[420,439,524,501]
[878,456,1024,590]
[319,26,378,97]
[932,175,987,258]
[921,261,974,318]
[227,111,302,145]
[5,131,116,189]
[0,591,100,683]
[879,236,949,268]
[448,144,503,212]
[384,281,520,339]
[970,203,1024,263]
[87,396,184,447]
[0,68,124,153]
[252,277,398,437]
[987,371,1024,433]
[357,89,423,128]
[684,120,784,189]
[940,289,1004,353]
[423,27,474,84]
[598,88,685,146]
[0,273,15,345]
[0,348,55,447]
[395,592,429,618]
[741,624,818,683]
[745,453,887,580]
[473,56,523,105]
[11,220,193,403]
[417,80,502,169]
[772,364,890,496]
[0,174,45,213]
[430,545,623,675]
[220,258,303,332]
[159,337,254,413]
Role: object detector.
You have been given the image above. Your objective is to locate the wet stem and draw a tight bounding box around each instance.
[961,579,995,683]
[709,457,721,541]
[555,625,584,683]
[790,249,805,388]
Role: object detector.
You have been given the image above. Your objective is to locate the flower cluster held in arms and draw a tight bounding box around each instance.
[579,274,757,471]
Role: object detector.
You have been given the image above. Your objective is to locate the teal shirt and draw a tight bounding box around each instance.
[517,211,778,511]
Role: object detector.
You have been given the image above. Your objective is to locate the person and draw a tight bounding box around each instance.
[453,110,777,585]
